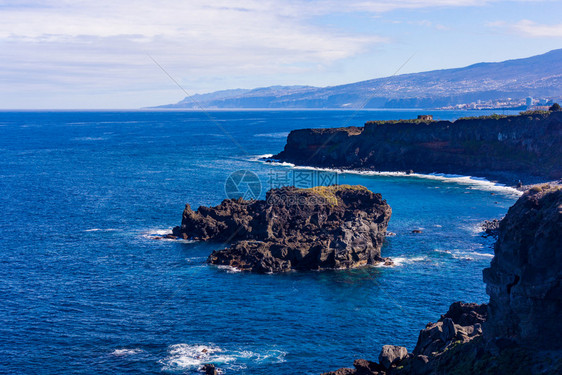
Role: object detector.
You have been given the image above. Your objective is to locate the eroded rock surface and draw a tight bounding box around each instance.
[172,185,392,273]
[483,184,562,349]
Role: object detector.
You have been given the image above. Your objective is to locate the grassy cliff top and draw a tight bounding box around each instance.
[365,118,435,126]
[365,110,555,126]
[300,185,369,205]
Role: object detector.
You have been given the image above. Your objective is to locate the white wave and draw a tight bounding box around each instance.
[390,256,430,266]
[160,344,286,372]
[466,251,494,258]
[432,248,494,261]
[84,228,119,232]
[257,162,522,196]
[248,153,274,161]
[254,132,290,138]
[235,349,287,363]
[143,228,174,237]
[254,157,295,167]
[111,348,144,356]
[433,249,453,256]
[161,344,232,371]
[217,265,243,273]
[421,173,522,196]
[71,137,107,141]
[141,228,190,242]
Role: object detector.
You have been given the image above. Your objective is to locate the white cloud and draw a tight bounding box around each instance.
[0,0,552,107]
[489,19,562,37]
[0,1,384,93]
[511,20,562,37]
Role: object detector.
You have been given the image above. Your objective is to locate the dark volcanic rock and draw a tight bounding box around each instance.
[321,187,562,375]
[173,185,392,273]
[200,364,218,375]
[379,346,408,369]
[273,112,562,184]
[439,301,487,327]
[480,219,500,238]
[483,184,562,349]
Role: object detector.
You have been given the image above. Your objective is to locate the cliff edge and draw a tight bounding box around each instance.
[272,111,562,185]
[483,184,562,350]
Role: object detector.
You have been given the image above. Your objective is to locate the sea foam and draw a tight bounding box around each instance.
[159,343,286,372]
[254,157,522,196]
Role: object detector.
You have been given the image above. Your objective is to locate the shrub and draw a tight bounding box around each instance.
[549,103,561,112]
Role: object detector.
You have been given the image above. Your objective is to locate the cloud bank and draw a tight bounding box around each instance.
[0,0,556,108]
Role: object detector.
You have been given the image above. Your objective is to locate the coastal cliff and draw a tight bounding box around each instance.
[172,185,392,273]
[483,184,562,350]
[322,185,562,375]
[272,111,562,184]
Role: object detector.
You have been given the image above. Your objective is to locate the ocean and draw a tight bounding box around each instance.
[0,109,521,374]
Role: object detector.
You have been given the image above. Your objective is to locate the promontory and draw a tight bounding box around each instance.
[271,111,562,185]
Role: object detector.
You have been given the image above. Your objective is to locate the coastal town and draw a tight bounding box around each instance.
[439,96,559,110]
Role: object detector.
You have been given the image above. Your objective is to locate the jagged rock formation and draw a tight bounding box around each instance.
[322,186,562,374]
[483,184,562,349]
[323,302,488,375]
[480,219,501,238]
[172,185,392,273]
[272,111,562,184]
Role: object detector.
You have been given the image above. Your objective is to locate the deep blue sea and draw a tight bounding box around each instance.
[0,110,521,374]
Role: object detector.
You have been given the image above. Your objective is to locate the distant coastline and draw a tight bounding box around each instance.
[153,49,562,110]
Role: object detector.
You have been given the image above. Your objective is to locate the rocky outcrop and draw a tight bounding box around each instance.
[483,184,562,349]
[172,185,392,273]
[272,111,562,185]
[200,364,219,375]
[322,302,487,375]
[322,186,562,374]
[379,346,408,369]
[480,219,501,238]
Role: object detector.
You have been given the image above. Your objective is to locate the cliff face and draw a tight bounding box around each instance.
[483,185,562,349]
[273,112,562,183]
[323,186,562,375]
[172,185,392,273]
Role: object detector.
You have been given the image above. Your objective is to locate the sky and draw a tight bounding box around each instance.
[1,0,561,109]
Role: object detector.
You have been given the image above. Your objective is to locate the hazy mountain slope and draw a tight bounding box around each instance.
[156,49,562,109]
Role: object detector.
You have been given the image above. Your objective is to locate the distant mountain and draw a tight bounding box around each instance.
[155,49,562,109]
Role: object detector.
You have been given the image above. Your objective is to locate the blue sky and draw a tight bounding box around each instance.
[1,0,561,109]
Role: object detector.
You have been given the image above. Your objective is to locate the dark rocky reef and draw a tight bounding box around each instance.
[273,111,562,185]
[172,185,392,273]
[322,185,562,374]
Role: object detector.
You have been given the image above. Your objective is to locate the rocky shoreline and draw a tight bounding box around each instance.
[171,185,392,273]
[270,111,562,187]
[322,184,562,375]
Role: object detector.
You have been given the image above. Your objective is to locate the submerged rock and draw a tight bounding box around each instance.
[173,185,392,273]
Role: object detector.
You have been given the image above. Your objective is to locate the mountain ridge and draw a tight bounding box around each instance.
[155,49,562,109]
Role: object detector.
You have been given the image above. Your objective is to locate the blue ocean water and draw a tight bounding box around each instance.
[0,110,521,374]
